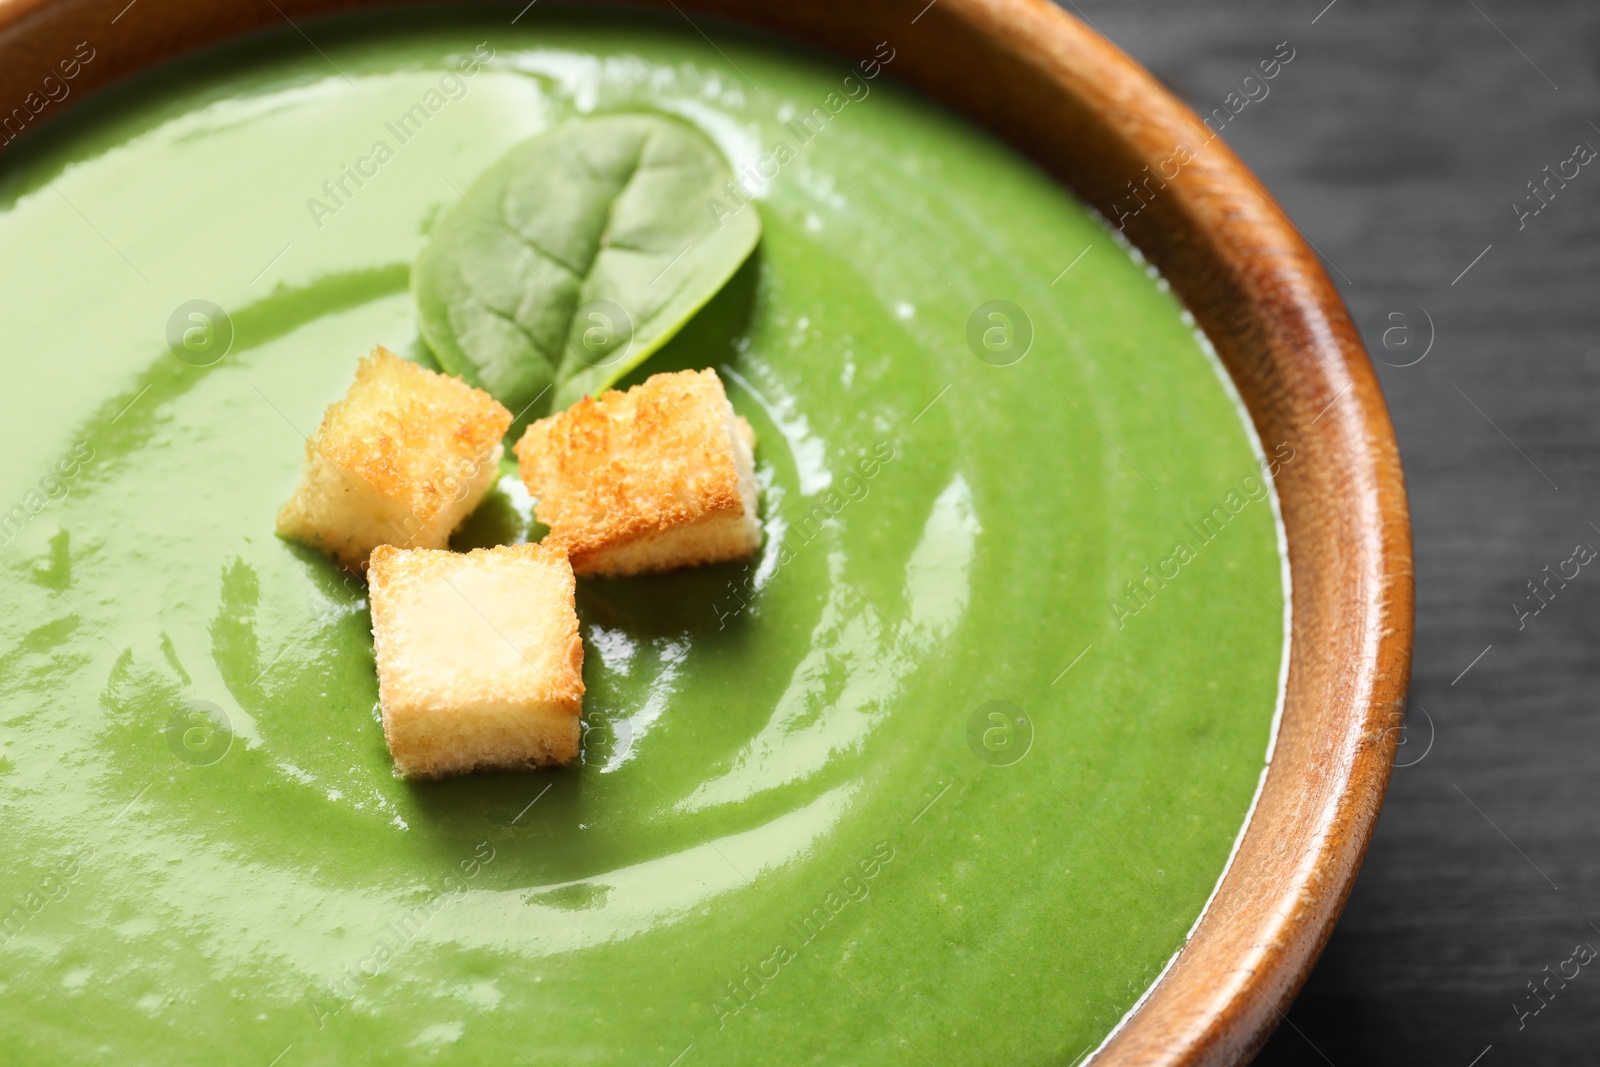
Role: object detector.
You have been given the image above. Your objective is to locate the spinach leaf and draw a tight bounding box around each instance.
[412,112,761,427]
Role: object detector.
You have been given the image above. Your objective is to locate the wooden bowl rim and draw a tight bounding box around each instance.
[0,1,1414,1063]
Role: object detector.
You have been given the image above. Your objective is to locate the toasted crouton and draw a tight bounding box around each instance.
[276,347,511,569]
[368,542,584,777]
[513,368,760,576]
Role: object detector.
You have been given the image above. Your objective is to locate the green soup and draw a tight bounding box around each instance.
[0,11,1288,1065]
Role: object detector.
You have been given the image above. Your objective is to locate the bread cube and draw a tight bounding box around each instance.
[368,542,584,777]
[277,347,511,569]
[513,368,760,576]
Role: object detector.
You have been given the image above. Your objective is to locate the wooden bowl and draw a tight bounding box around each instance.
[0,0,1414,1062]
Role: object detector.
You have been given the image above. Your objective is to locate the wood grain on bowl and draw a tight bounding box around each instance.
[0,1,1413,1063]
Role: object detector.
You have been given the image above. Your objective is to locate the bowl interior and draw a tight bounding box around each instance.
[0,1,1413,1062]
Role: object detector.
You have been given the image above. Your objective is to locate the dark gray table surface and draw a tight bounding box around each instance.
[1066,0,1599,1063]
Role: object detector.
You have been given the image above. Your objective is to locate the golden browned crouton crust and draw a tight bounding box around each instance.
[276,347,512,569]
[513,368,760,576]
